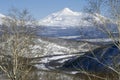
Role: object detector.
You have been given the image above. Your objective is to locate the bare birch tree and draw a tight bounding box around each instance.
[107,0,120,77]
[0,8,38,80]
[84,0,120,79]
[84,0,105,14]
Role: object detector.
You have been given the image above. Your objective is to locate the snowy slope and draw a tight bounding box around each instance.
[31,37,100,57]
[0,13,5,25]
[38,8,109,27]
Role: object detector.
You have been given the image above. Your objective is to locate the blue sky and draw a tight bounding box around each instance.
[0,0,87,19]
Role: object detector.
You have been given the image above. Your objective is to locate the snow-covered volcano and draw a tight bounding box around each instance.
[39,8,108,27]
[37,8,118,39]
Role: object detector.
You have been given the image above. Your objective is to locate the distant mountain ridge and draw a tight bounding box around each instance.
[38,8,109,27]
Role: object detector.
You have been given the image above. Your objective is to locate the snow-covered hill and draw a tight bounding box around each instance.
[31,37,100,57]
[38,8,109,27]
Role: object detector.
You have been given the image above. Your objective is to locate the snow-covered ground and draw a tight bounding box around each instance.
[33,53,83,71]
[31,37,114,71]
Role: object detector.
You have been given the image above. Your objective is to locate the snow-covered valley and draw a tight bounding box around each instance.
[0,8,119,62]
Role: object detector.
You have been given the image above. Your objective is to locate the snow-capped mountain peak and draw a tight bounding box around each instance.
[62,8,72,12]
[59,8,79,16]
